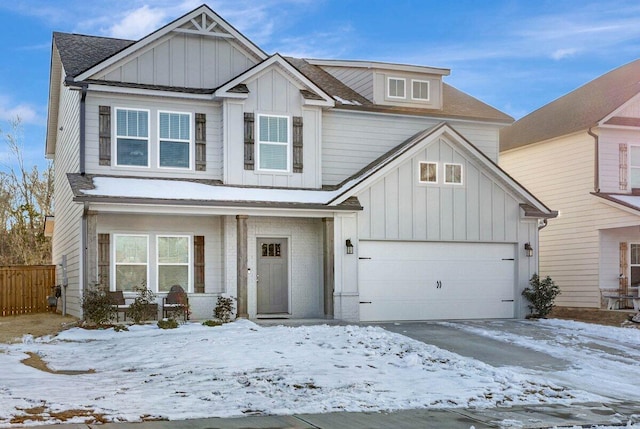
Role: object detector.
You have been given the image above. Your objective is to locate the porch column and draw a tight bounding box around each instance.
[86,211,98,288]
[236,215,249,318]
[323,218,335,318]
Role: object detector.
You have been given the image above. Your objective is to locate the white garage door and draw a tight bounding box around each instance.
[358,241,515,322]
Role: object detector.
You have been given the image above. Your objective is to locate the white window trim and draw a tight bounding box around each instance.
[629,144,640,189]
[113,234,149,292]
[156,235,192,293]
[418,161,438,184]
[411,79,430,101]
[387,77,406,99]
[157,110,193,170]
[114,107,151,168]
[256,113,291,173]
[444,163,464,185]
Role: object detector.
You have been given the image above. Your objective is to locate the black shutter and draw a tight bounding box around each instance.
[292,116,303,173]
[194,236,205,293]
[244,112,255,170]
[99,106,111,166]
[195,113,206,171]
[98,233,110,288]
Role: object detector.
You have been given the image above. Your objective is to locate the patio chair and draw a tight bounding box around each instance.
[108,290,129,322]
[162,285,189,321]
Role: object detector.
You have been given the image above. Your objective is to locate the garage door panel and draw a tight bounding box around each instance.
[358,241,515,321]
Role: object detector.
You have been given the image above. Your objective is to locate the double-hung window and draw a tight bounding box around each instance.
[157,235,190,293]
[412,80,430,101]
[114,235,148,292]
[258,114,289,171]
[159,112,191,168]
[116,108,149,166]
[388,77,406,98]
[419,162,437,183]
[444,163,463,184]
[630,146,640,188]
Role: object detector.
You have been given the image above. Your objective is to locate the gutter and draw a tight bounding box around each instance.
[82,202,89,295]
[588,127,599,192]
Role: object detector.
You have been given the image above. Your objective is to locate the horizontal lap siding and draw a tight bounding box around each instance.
[84,94,223,180]
[53,81,83,317]
[322,111,501,185]
[598,128,640,193]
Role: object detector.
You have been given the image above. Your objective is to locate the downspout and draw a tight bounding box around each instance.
[82,202,89,297]
[588,127,599,192]
[79,85,88,175]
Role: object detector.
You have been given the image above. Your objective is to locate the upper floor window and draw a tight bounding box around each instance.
[444,163,463,185]
[419,161,437,183]
[159,112,191,169]
[412,80,430,101]
[116,108,149,167]
[258,114,289,171]
[388,77,406,99]
[631,146,640,188]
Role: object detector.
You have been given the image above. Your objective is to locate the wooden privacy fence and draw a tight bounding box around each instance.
[0,265,56,316]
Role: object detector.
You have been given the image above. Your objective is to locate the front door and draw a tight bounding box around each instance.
[257,238,289,314]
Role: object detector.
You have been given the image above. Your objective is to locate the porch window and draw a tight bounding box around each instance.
[257,115,289,171]
[159,111,191,169]
[444,163,463,184]
[115,108,149,166]
[114,235,148,291]
[630,146,640,188]
[631,243,640,288]
[157,236,191,293]
[419,161,437,183]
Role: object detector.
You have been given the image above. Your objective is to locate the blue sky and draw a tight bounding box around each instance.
[1,0,640,169]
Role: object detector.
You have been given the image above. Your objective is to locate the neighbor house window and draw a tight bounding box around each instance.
[157,235,190,293]
[419,162,437,183]
[159,111,191,169]
[412,80,430,101]
[388,77,406,98]
[114,234,148,291]
[258,114,289,171]
[444,163,463,184]
[631,146,640,188]
[631,243,640,288]
[115,108,149,166]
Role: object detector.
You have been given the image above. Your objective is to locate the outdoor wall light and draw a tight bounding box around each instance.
[524,242,534,257]
[346,239,354,254]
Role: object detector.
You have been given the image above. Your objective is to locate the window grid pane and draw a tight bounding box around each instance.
[445,164,462,184]
[259,143,287,170]
[389,78,405,97]
[419,162,437,183]
[413,81,429,100]
[159,112,190,168]
[259,116,288,143]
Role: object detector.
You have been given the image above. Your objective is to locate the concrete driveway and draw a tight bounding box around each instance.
[377,319,640,404]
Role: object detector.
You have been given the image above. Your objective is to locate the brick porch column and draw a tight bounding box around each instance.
[236,215,249,318]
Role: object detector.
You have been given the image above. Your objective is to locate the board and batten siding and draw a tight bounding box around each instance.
[322,110,502,186]
[94,33,257,90]
[52,78,84,318]
[357,137,520,242]
[598,127,640,193]
[225,68,322,188]
[321,66,374,101]
[84,93,223,180]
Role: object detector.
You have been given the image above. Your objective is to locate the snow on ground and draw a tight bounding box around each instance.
[0,319,635,427]
[439,318,640,402]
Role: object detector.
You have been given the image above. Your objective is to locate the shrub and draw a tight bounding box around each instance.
[522,274,560,318]
[157,318,179,329]
[214,296,235,323]
[127,286,156,324]
[202,319,222,327]
[82,284,115,326]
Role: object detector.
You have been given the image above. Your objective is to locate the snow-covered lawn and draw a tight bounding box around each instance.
[0,319,637,427]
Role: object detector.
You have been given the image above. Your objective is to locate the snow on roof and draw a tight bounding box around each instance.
[82,177,342,204]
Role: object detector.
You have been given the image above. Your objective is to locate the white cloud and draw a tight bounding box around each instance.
[551,48,579,60]
[105,5,169,40]
[0,96,42,125]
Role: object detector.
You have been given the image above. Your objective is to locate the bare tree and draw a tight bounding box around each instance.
[0,118,54,265]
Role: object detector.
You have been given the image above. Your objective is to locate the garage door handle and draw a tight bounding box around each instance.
[501,299,514,302]
[502,258,515,261]
[360,301,372,304]
[359,257,372,260]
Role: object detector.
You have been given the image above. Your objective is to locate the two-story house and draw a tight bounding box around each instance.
[500,59,640,311]
[46,4,555,322]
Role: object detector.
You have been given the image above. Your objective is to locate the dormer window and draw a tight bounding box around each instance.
[387,77,406,99]
[412,80,430,101]
[257,114,290,171]
[444,163,463,185]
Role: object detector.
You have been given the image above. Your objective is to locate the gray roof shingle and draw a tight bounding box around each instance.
[501,59,640,151]
[54,32,135,78]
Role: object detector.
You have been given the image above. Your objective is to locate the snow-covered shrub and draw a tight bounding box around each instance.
[82,284,115,326]
[214,296,235,323]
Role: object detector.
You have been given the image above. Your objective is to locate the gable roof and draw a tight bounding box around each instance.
[53,32,135,78]
[501,59,640,151]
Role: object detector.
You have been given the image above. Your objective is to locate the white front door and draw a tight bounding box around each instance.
[358,241,516,321]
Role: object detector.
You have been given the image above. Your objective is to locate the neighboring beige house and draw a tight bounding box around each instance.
[500,59,640,310]
[46,4,555,322]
